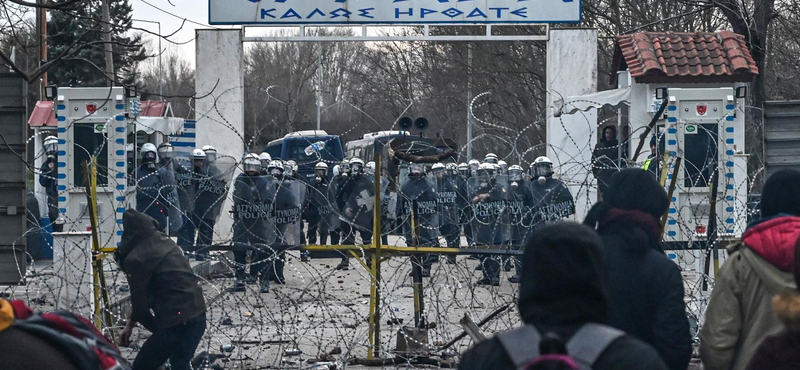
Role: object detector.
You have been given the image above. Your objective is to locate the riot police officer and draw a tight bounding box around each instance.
[259,152,272,171]
[401,162,439,277]
[39,136,62,231]
[135,143,168,231]
[524,157,575,269]
[506,164,531,283]
[497,160,508,176]
[484,153,499,165]
[433,163,460,264]
[336,158,374,270]
[468,159,480,177]
[306,162,331,246]
[230,154,274,293]
[156,143,183,233]
[265,159,300,284]
[470,163,508,286]
[192,145,229,260]
[177,149,205,253]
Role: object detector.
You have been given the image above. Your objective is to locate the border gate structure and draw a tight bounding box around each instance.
[199,0,594,359]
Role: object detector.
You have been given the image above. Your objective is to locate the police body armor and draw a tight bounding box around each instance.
[527,177,575,225]
[467,176,509,246]
[232,173,277,250]
[400,174,440,246]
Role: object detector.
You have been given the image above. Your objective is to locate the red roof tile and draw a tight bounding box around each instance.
[611,31,758,85]
[140,100,168,117]
[28,101,58,128]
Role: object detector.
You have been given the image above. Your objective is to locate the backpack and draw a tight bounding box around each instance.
[497,323,624,370]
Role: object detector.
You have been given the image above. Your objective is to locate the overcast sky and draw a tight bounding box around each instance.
[131,0,221,65]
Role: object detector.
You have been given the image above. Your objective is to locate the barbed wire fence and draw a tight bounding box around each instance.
[0,71,761,369]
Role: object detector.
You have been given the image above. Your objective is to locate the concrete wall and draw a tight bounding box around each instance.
[546,29,599,220]
[195,30,245,242]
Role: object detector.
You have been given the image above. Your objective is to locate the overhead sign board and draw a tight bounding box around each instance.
[209,0,582,25]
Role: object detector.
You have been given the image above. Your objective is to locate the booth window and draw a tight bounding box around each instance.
[73,123,109,187]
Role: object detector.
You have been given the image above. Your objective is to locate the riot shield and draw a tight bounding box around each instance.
[232,174,277,248]
[271,178,305,246]
[467,177,509,246]
[527,178,575,225]
[134,165,166,230]
[399,174,439,246]
[380,174,399,236]
[174,152,196,216]
[507,180,532,245]
[194,155,237,222]
[158,161,183,231]
[340,174,376,234]
[436,174,460,226]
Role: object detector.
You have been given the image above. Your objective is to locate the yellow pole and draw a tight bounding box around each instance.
[659,151,671,188]
[368,152,382,359]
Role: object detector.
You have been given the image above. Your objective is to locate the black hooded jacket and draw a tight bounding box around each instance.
[583,169,692,370]
[116,209,206,331]
[458,223,667,370]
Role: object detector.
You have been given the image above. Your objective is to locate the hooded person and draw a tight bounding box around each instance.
[458,222,668,370]
[745,235,800,370]
[583,169,692,370]
[592,125,620,199]
[700,169,800,370]
[116,209,206,370]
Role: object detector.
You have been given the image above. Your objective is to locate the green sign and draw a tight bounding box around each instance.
[685,125,697,134]
[94,124,107,134]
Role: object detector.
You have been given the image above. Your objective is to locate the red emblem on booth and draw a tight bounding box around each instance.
[696,103,708,116]
[86,103,98,114]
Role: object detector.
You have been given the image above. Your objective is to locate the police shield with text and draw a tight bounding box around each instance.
[400,162,440,277]
[433,163,460,264]
[306,162,332,246]
[264,160,302,284]
[527,156,575,225]
[336,158,375,270]
[192,145,236,259]
[156,142,183,233]
[468,163,509,286]
[229,154,277,293]
[135,143,169,232]
[506,164,532,283]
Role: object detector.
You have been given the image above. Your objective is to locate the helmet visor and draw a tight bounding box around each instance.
[509,169,523,181]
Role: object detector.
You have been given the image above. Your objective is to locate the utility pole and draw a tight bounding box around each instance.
[37,0,47,96]
[101,0,114,86]
[466,43,473,160]
[316,42,322,131]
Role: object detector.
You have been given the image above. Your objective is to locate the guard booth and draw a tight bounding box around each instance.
[556,31,758,276]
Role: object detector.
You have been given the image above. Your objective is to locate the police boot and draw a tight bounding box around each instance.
[226,279,246,293]
[335,257,349,271]
[259,275,270,293]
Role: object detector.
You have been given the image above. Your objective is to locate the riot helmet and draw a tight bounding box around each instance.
[457,163,470,178]
[333,164,341,178]
[509,164,524,188]
[44,136,59,157]
[484,153,499,164]
[497,160,508,175]
[141,143,158,163]
[267,160,284,177]
[468,159,481,176]
[157,142,175,162]
[243,153,261,175]
[315,162,329,180]
[365,161,376,175]
[476,162,496,188]
[192,148,206,167]
[285,160,298,176]
[202,145,217,163]
[446,163,457,175]
[409,162,425,177]
[259,152,272,168]
[350,158,365,174]
[431,163,446,179]
[341,159,351,177]
[531,156,554,185]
